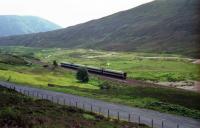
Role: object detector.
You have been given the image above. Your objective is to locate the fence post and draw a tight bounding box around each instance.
[162,120,164,128]
[99,107,101,114]
[138,116,140,124]
[37,92,39,98]
[28,90,29,96]
[64,99,66,105]
[90,104,93,112]
[128,114,131,122]
[69,100,71,106]
[177,124,179,128]
[107,109,110,118]
[151,119,154,128]
[117,112,120,121]
[83,103,85,110]
[76,102,78,108]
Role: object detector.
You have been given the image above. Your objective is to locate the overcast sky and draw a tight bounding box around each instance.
[0,0,154,27]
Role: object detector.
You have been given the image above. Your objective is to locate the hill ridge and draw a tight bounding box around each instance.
[0,0,199,58]
[0,15,61,37]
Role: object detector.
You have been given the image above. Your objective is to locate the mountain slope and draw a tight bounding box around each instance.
[0,15,61,37]
[0,0,199,58]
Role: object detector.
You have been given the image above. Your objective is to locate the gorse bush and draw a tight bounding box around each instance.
[76,67,89,83]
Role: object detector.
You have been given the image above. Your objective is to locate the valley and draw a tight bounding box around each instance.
[0,46,200,120]
[0,0,200,127]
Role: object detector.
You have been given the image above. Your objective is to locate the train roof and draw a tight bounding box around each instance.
[61,62,125,74]
[103,69,125,74]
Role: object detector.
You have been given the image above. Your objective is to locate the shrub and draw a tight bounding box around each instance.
[76,67,89,83]
[53,60,58,67]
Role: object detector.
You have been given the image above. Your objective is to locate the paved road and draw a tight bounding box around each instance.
[0,81,200,128]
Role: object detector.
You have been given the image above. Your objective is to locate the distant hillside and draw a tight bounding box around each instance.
[0,15,61,37]
[0,0,199,58]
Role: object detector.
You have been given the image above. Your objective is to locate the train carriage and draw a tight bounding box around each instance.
[60,62,127,79]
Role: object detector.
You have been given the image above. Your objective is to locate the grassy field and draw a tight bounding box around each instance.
[0,86,145,128]
[0,50,200,119]
[1,46,199,82]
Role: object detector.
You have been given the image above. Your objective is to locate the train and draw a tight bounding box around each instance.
[60,62,127,79]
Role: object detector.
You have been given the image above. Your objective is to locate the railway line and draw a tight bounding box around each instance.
[60,62,127,79]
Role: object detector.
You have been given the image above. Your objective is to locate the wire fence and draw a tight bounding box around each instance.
[5,84,181,128]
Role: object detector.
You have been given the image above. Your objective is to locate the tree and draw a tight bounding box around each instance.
[53,60,58,67]
[76,67,89,83]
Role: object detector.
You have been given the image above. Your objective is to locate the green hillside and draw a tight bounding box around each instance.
[0,15,61,37]
[0,0,199,57]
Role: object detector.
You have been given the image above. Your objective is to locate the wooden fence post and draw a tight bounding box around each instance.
[69,100,71,106]
[107,109,110,118]
[162,120,164,128]
[90,104,93,112]
[138,116,140,124]
[128,114,131,122]
[151,119,154,128]
[177,124,179,128]
[82,103,85,110]
[76,102,78,108]
[99,107,101,114]
[117,112,120,121]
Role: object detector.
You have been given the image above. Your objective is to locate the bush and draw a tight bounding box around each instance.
[76,67,89,83]
[53,60,58,67]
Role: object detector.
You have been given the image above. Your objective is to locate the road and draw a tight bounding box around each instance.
[0,81,200,128]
